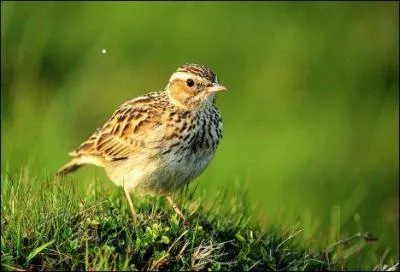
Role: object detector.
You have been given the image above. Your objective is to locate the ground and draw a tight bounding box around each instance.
[1,170,397,271]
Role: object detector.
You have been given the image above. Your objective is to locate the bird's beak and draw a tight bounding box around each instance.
[208,83,227,93]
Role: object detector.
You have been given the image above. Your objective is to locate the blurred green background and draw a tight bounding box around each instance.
[1,1,398,264]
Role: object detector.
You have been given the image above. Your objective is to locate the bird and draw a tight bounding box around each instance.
[56,63,227,223]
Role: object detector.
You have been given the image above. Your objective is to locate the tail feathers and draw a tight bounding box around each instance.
[56,158,83,177]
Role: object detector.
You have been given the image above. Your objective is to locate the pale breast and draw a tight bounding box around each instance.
[106,105,223,195]
[135,106,223,194]
[148,108,222,191]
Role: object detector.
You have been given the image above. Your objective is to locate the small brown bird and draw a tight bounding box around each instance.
[56,63,226,222]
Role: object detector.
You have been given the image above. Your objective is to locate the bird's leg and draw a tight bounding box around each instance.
[123,185,137,223]
[166,194,188,224]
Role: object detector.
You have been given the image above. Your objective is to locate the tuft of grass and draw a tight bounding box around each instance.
[1,169,396,271]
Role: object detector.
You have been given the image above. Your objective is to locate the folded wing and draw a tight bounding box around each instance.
[69,93,166,161]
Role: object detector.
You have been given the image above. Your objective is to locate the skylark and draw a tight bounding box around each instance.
[56,64,226,222]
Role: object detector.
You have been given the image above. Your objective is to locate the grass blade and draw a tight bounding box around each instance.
[26,239,55,264]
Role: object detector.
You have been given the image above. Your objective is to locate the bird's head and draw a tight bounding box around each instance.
[166,63,227,110]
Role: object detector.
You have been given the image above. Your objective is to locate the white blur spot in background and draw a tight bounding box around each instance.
[101,49,107,54]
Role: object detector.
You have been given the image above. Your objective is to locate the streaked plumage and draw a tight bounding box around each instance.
[56,63,226,221]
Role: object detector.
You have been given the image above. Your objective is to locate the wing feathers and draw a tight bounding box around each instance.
[69,92,167,161]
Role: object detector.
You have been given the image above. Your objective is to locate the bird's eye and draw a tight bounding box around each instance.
[186,79,194,87]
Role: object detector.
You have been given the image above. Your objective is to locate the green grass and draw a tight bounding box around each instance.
[1,168,397,271]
